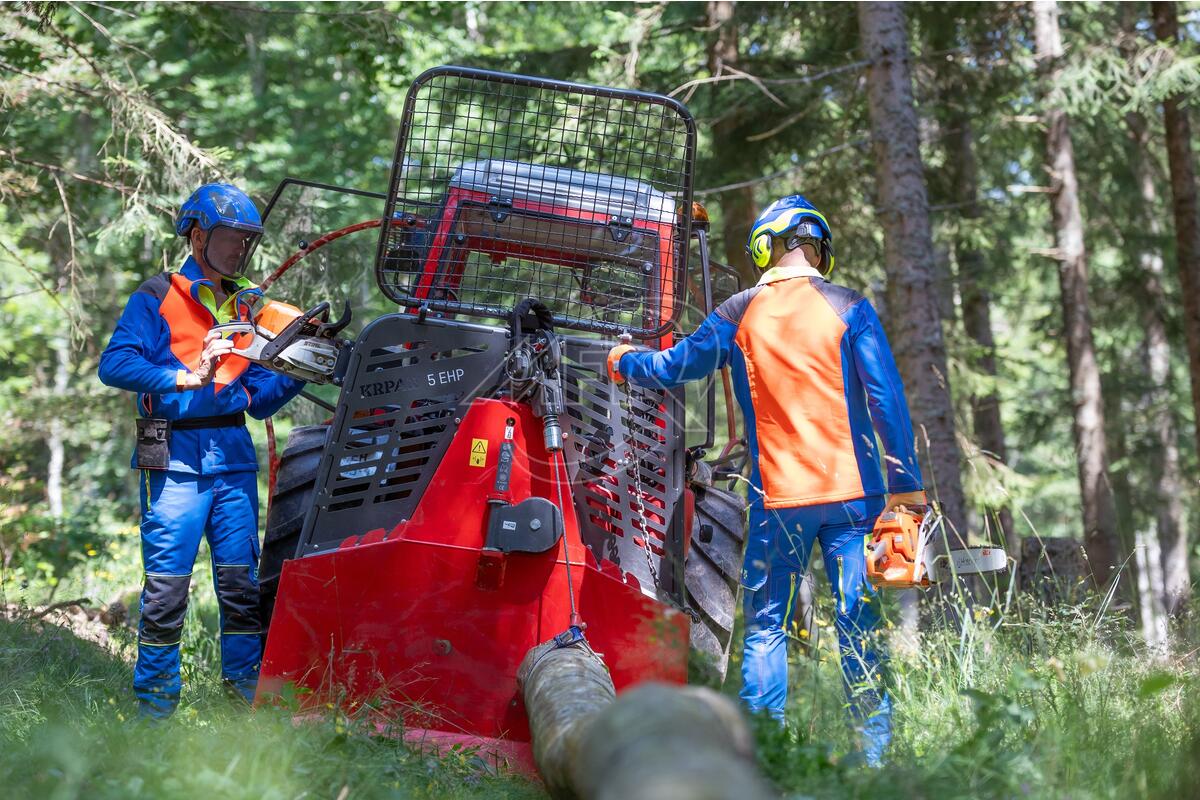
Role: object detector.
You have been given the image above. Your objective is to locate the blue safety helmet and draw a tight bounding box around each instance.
[176,183,264,278]
[745,194,835,275]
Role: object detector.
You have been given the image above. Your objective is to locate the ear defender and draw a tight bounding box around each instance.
[747,232,774,270]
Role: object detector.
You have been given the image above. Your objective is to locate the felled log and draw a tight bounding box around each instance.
[518,639,774,800]
[518,638,616,795]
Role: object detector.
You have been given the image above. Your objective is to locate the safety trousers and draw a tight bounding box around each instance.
[739,495,891,765]
[135,469,262,719]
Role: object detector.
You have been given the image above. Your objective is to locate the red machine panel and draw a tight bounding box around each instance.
[259,398,689,742]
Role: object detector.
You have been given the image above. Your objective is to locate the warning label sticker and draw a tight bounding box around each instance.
[469,438,488,467]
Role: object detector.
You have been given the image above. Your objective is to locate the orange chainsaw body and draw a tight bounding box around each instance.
[866,509,930,589]
[253,299,305,337]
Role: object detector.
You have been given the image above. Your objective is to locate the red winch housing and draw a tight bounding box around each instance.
[258,398,689,765]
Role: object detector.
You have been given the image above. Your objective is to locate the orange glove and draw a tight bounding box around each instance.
[607,344,638,385]
[884,490,928,514]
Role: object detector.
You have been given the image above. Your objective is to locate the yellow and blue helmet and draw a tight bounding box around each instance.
[745,195,835,274]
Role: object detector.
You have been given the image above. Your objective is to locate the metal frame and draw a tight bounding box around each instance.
[374,65,698,339]
[260,177,387,224]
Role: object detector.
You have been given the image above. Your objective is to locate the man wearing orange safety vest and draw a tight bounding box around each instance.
[99,184,305,719]
[608,195,925,765]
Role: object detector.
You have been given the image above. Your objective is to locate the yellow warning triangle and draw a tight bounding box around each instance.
[472,440,487,453]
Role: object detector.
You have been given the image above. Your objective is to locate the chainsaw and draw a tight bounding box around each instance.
[210,299,353,385]
[866,505,1008,588]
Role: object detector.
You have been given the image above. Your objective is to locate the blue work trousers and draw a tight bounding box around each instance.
[739,496,891,765]
[135,469,262,718]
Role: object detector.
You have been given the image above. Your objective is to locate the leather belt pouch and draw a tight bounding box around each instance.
[135,417,170,470]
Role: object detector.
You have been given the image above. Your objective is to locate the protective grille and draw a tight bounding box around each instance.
[295,315,687,604]
[297,315,510,555]
[560,338,686,601]
[375,66,697,339]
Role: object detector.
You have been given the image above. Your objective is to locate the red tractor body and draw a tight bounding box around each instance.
[259,397,687,760]
[254,67,746,770]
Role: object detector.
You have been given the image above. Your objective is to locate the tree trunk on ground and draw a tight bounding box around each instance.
[1153,1,1199,616]
[948,114,1017,554]
[1126,109,1189,619]
[1032,0,1122,588]
[518,641,772,800]
[857,1,968,546]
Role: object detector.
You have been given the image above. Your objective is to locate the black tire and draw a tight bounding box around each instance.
[259,424,329,634]
[684,470,748,686]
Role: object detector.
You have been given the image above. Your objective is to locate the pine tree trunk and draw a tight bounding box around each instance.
[948,115,1016,553]
[1126,110,1189,617]
[720,186,760,289]
[1032,0,1122,587]
[46,337,68,518]
[1153,2,1200,616]
[1135,527,1169,654]
[1154,1,1200,467]
[706,1,761,289]
[706,0,818,642]
[857,1,968,546]
[45,232,72,519]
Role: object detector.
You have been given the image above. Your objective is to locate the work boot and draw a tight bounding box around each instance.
[136,693,178,722]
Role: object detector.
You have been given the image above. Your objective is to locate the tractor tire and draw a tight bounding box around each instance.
[259,424,329,633]
[684,466,748,686]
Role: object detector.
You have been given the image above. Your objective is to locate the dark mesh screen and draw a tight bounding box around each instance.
[375,66,696,339]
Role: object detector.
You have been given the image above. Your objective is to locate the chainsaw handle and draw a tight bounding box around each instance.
[209,322,258,358]
[316,300,353,337]
[210,321,256,337]
[259,303,328,363]
[300,301,331,322]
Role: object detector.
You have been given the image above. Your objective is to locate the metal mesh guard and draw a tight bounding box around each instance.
[375,66,697,339]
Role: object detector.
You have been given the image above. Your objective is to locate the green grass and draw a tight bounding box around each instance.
[738,593,1200,800]
[2,533,1197,799]
[0,615,541,799]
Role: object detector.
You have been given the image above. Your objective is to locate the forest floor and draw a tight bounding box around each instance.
[0,532,1197,799]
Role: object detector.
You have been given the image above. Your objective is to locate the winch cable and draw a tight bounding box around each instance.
[551,446,582,629]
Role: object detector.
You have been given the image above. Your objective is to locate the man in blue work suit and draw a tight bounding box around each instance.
[99,183,305,719]
[608,195,926,765]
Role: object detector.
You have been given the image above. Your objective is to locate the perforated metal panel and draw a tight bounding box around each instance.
[296,315,508,554]
[295,315,687,604]
[374,66,697,339]
[560,337,686,601]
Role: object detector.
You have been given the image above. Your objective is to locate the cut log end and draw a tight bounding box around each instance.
[519,639,773,800]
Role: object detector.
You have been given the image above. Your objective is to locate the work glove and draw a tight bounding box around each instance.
[176,329,237,390]
[883,490,928,514]
[606,343,638,385]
